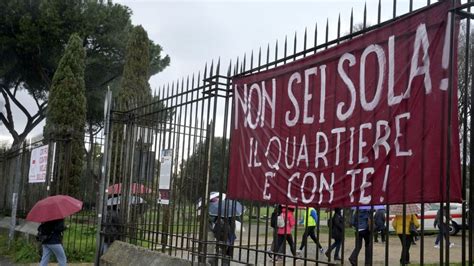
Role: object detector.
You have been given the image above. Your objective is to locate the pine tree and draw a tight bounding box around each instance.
[44,34,86,197]
[117,25,152,108]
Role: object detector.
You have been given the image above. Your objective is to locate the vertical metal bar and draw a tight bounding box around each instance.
[95,90,112,264]
[314,22,318,54]
[393,0,397,19]
[461,3,471,265]
[303,27,307,56]
[444,1,457,264]
[466,3,474,265]
[293,31,297,60]
[378,0,382,24]
[325,19,329,49]
[363,2,367,29]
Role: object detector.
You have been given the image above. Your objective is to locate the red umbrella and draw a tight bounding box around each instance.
[107,183,152,195]
[26,195,83,223]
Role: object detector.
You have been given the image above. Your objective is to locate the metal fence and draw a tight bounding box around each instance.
[96,1,474,265]
[1,0,473,266]
[0,136,104,260]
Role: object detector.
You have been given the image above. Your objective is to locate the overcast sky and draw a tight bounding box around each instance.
[0,0,432,142]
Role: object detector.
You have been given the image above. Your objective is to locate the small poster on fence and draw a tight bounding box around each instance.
[159,149,173,204]
[28,145,49,183]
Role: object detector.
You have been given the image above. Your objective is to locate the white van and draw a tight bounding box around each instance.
[388,203,466,235]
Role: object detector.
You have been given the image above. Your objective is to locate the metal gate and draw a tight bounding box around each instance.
[98,1,474,265]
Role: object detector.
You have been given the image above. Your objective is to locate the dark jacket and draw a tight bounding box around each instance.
[331,212,344,240]
[38,219,66,245]
[374,209,386,231]
[103,209,123,243]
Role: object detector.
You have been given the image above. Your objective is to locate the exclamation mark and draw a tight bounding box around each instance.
[440,13,451,91]
[379,165,390,202]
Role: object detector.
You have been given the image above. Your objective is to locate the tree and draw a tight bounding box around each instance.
[0,0,170,148]
[44,34,86,197]
[180,137,229,202]
[117,25,152,107]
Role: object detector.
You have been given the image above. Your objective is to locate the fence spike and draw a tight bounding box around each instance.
[393,0,397,19]
[227,60,232,77]
[314,22,318,52]
[274,39,279,65]
[250,50,254,70]
[293,31,297,59]
[337,14,341,41]
[378,0,382,24]
[266,43,270,68]
[304,27,308,55]
[325,18,329,49]
[350,8,354,35]
[258,47,262,68]
[364,2,367,29]
[235,57,240,75]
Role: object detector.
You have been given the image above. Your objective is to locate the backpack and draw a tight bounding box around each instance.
[212,217,232,242]
[36,224,51,243]
[270,211,278,228]
[277,214,285,228]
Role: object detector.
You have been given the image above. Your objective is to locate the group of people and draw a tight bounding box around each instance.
[265,205,454,265]
[267,205,344,262]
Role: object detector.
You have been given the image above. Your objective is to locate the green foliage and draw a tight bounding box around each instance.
[44,34,86,197]
[117,25,152,108]
[0,222,96,263]
[0,233,40,263]
[0,0,170,146]
[180,137,229,202]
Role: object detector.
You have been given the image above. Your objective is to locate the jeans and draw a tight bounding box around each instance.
[40,244,67,266]
[349,229,372,265]
[328,239,342,259]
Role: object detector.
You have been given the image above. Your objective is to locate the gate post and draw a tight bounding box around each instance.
[95,89,113,265]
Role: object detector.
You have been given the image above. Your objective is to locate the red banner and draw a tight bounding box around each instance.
[228,1,461,208]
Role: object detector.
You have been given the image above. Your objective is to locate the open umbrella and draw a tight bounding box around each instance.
[197,191,227,209]
[209,199,243,217]
[107,183,152,195]
[107,195,145,206]
[26,195,83,223]
[390,204,421,215]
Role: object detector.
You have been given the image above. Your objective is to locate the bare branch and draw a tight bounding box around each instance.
[3,87,32,119]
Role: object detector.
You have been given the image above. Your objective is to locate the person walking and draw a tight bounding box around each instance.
[102,205,123,254]
[297,206,324,255]
[268,205,283,258]
[373,209,386,243]
[325,208,343,261]
[38,219,67,266]
[273,205,297,261]
[392,214,419,264]
[434,206,454,248]
[348,209,372,266]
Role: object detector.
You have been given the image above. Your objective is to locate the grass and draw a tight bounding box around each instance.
[0,221,96,264]
[0,232,40,263]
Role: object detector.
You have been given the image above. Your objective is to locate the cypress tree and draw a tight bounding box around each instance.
[44,34,86,197]
[117,25,152,108]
